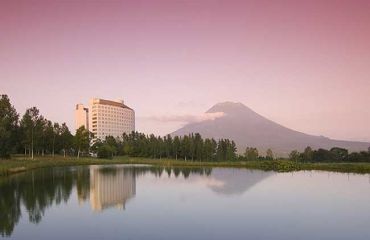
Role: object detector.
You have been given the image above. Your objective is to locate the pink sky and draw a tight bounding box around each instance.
[1,0,369,141]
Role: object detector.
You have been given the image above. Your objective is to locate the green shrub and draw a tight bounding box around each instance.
[97,144,114,159]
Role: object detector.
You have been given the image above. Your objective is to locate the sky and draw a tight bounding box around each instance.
[1,0,369,141]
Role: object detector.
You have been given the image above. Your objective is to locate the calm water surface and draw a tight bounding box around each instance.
[0,165,369,240]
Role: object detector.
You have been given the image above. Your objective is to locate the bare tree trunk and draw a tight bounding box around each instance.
[78,147,80,159]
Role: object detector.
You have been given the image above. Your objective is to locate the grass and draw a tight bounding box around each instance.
[1,155,370,176]
[0,155,132,177]
[300,162,370,174]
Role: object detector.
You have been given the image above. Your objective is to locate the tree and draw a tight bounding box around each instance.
[158,136,165,159]
[19,107,43,159]
[289,150,300,162]
[74,126,91,158]
[0,95,19,158]
[173,136,180,160]
[202,138,216,161]
[105,136,118,157]
[188,134,195,161]
[216,139,227,161]
[163,135,173,158]
[215,139,236,161]
[42,120,54,156]
[225,140,237,161]
[266,148,274,160]
[97,143,114,159]
[303,146,313,162]
[193,133,203,161]
[148,134,158,158]
[244,147,259,161]
[52,123,61,157]
[59,123,73,157]
[330,147,348,161]
[121,132,132,156]
[181,135,191,161]
[312,148,333,162]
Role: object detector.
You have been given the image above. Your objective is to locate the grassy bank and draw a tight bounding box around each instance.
[1,155,370,176]
[0,156,132,177]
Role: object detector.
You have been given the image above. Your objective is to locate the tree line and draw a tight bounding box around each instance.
[289,146,370,163]
[90,132,280,161]
[0,94,78,158]
[92,132,238,161]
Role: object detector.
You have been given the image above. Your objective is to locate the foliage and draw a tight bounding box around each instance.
[266,148,274,160]
[303,146,313,162]
[1,95,83,158]
[92,138,115,159]
[288,146,370,163]
[59,123,73,157]
[94,131,237,162]
[244,147,259,161]
[289,150,300,162]
[330,147,348,161]
[74,126,91,158]
[97,144,114,159]
[0,95,19,158]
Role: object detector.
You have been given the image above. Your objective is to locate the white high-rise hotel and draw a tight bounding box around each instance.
[75,98,135,140]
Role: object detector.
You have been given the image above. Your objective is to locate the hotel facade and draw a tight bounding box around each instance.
[75,104,89,131]
[75,98,135,140]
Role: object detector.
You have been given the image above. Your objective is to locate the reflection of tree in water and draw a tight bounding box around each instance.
[124,166,212,179]
[0,165,212,237]
[76,168,91,203]
[152,167,212,179]
[0,167,89,237]
[0,179,21,237]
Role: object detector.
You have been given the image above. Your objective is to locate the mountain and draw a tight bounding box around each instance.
[171,102,369,156]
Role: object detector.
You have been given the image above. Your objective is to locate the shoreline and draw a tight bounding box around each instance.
[1,156,370,177]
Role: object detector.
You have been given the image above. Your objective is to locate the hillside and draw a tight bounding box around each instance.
[171,102,369,156]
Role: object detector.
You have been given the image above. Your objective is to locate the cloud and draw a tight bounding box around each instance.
[143,112,225,123]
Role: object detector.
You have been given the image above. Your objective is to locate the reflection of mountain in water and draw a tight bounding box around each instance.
[89,166,136,211]
[207,169,274,195]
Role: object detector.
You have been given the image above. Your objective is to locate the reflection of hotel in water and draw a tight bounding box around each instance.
[89,166,136,211]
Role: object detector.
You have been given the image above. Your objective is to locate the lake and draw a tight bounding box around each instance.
[0,165,369,240]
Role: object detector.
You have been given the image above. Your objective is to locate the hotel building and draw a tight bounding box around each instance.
[75,104,89,130]
[75,98,135,140]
